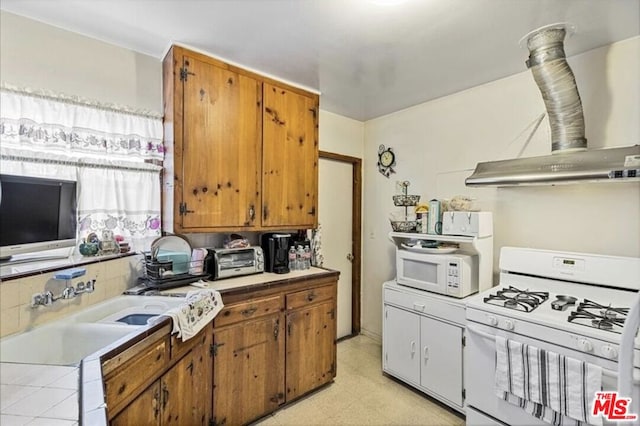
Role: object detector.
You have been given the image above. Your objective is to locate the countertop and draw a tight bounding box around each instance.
[0,267,337,425]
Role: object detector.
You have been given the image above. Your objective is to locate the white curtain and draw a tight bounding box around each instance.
[77,160,162,251]
[0,84,164,252]
[0,85,163,160]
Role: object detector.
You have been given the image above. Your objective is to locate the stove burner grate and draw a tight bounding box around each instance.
[567,299,628,333]
[483,286,549,312]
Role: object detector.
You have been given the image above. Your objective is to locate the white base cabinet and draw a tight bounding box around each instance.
[382,281,465,413]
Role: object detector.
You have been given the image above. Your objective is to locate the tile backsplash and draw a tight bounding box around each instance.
[0,255,143,338]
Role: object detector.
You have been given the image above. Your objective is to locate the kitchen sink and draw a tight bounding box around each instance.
[71,295,184,324]
[0,295,185,366]
[114,313,159,326]
[0,322,136,366]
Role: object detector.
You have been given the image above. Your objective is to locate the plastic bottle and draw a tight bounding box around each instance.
[296,245,304,271]
[304,245,311,269]
[288,246,297,271]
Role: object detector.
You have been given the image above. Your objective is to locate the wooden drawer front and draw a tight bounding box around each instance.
[214,295,283,328]
[103,333,170,417]
[171,323,211,361]
[286,285,334,310]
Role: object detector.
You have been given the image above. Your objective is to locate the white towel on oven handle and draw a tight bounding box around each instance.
[495,335,603,426]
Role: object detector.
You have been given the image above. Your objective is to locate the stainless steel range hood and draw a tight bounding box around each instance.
[466,24,640,187]
[466,145,640,186]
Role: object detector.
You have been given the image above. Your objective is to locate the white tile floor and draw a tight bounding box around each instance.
[256,335,465,426]
[0,363,78,426]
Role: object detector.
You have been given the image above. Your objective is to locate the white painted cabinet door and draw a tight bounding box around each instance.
[382,305,420,385]
[419,316,463,406]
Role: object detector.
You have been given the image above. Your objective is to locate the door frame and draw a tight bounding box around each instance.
[319,150,362,334]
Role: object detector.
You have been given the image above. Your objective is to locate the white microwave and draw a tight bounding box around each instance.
[396,249,479,298]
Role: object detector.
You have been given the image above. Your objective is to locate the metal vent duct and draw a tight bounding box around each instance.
[466,24,640,187]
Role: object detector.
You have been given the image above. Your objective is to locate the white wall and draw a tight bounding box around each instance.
[319,110,365,158]
[361,36,640,338]
[0,11,162,112]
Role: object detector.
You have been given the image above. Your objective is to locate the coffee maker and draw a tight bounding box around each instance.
[261,233,291,274]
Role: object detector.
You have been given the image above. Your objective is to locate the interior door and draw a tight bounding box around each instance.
[382,305,420,385]
[318,157,353,338]
[420,316,463,406]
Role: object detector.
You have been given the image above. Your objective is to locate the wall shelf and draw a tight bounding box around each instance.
[388,231,494,292]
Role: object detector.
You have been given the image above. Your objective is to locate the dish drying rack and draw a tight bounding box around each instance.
[389,181,420,232]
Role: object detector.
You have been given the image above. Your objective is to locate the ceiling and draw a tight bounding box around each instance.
[1,0,639,121]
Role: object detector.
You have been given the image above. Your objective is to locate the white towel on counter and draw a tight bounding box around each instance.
[495,336,603,426]
[163,289,224,341]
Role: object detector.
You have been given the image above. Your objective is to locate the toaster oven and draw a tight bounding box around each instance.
[206,247,264,280]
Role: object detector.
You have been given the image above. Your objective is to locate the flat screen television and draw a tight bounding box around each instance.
[0,174,77,261]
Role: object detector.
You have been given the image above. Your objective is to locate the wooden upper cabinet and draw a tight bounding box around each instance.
[179,54,262,230]
[162,46,319,232]
[262,83,319,228]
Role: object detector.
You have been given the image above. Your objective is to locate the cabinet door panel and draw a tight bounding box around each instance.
[285,301,336,401]
[161,353,196,425]
[382,305,420,385]
[213,314,284,426]
[181,55,261,229]
[420,316,463,406]
[262,83,318,228]
[110,382,160,426]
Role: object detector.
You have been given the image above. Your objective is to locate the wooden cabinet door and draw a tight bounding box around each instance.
[110,381,161,426]
[262,83,318,228]
[180,54,262,229]
[161,352,197,425]
[213,314,285,426]
[162,329,212,426]
[382,305,420,386]
[285,300,336,401]
[420,316,463,406]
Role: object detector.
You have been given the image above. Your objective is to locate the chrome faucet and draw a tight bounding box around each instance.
[62,286,76,299]
[30,279,97,308]
[31,291,53,307]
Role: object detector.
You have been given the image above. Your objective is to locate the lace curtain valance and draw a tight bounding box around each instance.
[0,84,164,160]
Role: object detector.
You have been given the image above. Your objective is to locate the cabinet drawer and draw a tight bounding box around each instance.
[383,286,465,325]
[286,284,334,310]
[171,324,211,361]
[214,295,283,327]
[103,327,170,417]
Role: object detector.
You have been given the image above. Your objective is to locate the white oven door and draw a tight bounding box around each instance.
[396,250,446,294]
[465,321,627,426]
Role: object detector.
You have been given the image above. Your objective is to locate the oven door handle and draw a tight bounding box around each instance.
[466,324,640,384]
[466,324,497,341]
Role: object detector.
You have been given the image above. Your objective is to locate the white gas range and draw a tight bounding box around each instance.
[465,247,640,426]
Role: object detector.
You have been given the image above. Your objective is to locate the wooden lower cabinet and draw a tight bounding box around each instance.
[211,276,338,424]
[285,300,336,401]
[104,273,338,426]
[110,381,160,426]
[108,328,212,426]
[212,313,285,426]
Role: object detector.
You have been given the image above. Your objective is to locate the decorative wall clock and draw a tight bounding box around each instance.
[377,144,396,177]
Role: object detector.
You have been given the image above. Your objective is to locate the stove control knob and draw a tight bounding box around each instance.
[487,315,498,326]
[503,319,515,330]
[578,339,593,353]
[601,345,618,360]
